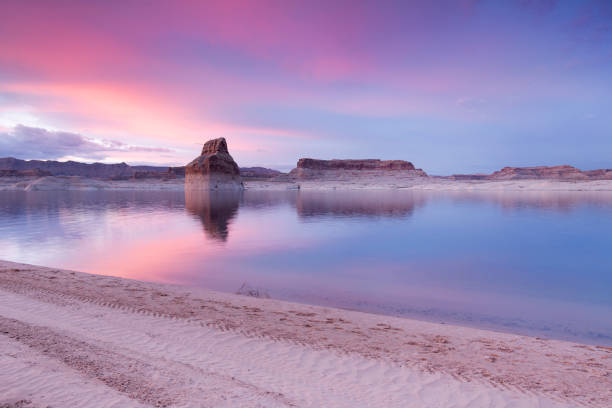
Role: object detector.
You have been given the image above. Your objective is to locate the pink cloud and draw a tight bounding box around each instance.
[1,0,610,170]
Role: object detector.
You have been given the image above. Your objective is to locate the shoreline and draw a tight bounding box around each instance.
[1,260,610,407]
[2,175,612,192]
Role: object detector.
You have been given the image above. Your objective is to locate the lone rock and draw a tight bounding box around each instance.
[185,138,243,190]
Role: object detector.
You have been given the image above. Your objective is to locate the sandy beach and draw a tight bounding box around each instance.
[0,260,609,408]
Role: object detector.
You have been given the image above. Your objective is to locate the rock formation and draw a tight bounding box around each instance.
[0,157,134,179]
[489,165,584,180]
[297,158,417,171]
[450,165,612,181]
[239,167,283,179]
[0,169,52,177]
[0,157,184,180]
[185,138,243,190]
[287,158,427,180]
[489,165,612,180]
[0,156,281,182]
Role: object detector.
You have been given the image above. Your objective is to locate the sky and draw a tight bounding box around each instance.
[0,0,611,174]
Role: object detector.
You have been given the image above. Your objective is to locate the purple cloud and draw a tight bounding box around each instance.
[0,125,172,161]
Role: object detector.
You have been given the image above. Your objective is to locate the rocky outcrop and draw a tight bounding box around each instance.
[450,166,612,181]
[296,158,417,171]
[448,174,489,181]
[0,169,52,177]
[129,166,186,180]
[185,138,242,190]
[287,158,427,180]
[584,169,612,179]
[130,168,184,180]
[0,156,281,182]
[489,165,588,180]
[0,157,185,180]
[239,167,283,179]
[0,157,134,178]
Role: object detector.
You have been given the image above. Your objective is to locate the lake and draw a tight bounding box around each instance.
[1,189,611,345]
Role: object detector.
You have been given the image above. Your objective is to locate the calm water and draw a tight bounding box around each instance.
[1,189,611,345]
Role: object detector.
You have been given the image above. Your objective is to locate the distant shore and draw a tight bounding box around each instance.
[0,260,610,407]
[2,156,612,192]
[3,174,612,192]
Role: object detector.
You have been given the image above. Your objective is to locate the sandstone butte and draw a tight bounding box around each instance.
[287,158,428,180]
[185,137,243,190]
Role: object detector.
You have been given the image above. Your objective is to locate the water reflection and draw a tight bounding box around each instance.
[295,190,428,219]
[1,189,612,345]
[239,190,297,209]
[438,190,612,212]
[185,189,241,242]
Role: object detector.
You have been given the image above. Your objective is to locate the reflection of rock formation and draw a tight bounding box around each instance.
[185,189,241,241]
[185,138,243,190]
[294,190,612,218]
[440,190,612,212]
[296,191,428,218]
[240,190,298,209]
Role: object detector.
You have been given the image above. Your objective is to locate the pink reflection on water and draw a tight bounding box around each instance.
[2,189,612,345]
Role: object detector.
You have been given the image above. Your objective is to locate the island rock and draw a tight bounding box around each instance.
[185,138,243,190]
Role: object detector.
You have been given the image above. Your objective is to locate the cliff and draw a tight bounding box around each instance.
[296,158,417,171]
[287,158,427,180]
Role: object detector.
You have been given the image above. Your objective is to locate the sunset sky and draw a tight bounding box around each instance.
[1,0,610,174]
